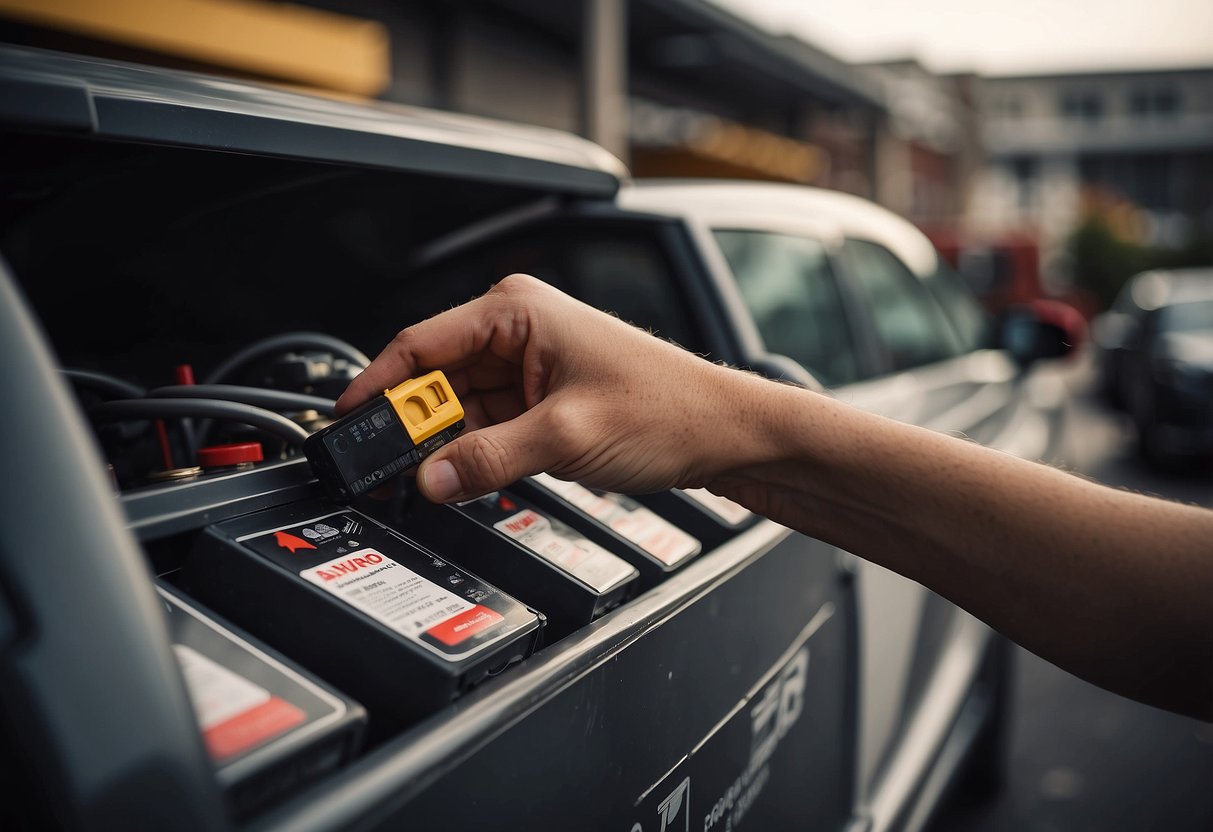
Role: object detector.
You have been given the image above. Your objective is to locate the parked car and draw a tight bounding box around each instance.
[1093,268,1213,465]
[0,46,1076,832]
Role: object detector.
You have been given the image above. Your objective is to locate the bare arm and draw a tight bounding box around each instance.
[338,275,1213,720]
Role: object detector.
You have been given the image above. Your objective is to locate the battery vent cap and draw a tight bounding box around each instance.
[198,442,264,468]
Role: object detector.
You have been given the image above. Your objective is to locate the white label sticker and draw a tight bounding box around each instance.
[533,473,701,566]
[174,643,270,731]
[494,508,636,593]
[682,488,753,526]
[299,548,474,641]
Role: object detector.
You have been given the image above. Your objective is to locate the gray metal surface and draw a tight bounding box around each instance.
[0,44,625,196]
[0,261,225,831]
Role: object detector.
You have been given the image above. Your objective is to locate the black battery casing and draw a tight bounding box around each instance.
[179,499,543,743]
[158,583,366,819]
[390,489,641,641]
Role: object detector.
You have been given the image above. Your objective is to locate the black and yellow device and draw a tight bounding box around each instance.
[305,371,465,503]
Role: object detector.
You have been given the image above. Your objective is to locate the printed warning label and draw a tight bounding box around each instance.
[299,548,488,645]
[682,488,752,526]
[532,473,700,566]
[494,508,636,593]
[174,644,306,761]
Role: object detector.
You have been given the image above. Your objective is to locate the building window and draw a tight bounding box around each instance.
[1009,155,1035,212]
[1128,86,1181,119]
[1059,90,1103,123]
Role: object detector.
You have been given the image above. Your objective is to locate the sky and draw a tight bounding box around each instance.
[709,0,1213,75]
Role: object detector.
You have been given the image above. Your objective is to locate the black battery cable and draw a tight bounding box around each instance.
[147,385,337,417]
[61,368,146,400]
[203,332,370,385]
[89,399,310,447]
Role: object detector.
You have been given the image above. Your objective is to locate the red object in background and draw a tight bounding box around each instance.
[155,420,174,469]
[925,227,1044,315]
[1028,298,1088,354]
[198,442,264,468]
[175,364,196,386]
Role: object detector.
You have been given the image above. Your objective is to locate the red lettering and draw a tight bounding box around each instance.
[504,512,538,534]
[313,553,386,582]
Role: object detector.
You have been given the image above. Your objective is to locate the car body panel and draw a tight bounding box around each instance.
[618,180,1067,824]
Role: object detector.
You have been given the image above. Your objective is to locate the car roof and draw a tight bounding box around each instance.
[0,44,625,197]
[617,179,940,276]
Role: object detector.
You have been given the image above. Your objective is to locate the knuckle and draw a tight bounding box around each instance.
[542,400,587,451]
[390,326,420,359]
[493,272,542,299]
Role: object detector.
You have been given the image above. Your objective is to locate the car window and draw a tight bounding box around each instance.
[842,239,958,372]
[1159,299,1213,333]
[921,262,990,352]
[417,223,704,353]
[713,229,860,386]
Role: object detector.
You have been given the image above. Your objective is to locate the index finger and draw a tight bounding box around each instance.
[335,282,525,414]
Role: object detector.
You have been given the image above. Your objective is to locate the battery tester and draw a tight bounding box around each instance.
[305,371,465,502]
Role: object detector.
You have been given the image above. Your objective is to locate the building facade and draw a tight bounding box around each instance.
[969,66,1213,284]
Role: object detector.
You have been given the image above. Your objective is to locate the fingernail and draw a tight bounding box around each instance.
[423,459,463,502]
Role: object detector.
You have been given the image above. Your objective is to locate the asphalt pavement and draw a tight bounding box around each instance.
[931,357,1213,832]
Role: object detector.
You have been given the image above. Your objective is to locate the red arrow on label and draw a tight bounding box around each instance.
[275,531,316,553]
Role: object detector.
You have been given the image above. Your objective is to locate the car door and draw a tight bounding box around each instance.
[707,223,1035,828]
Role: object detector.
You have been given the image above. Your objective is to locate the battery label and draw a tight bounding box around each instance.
[299,547,501,646]
[174,644,306,761]
[532,473,701,566]
[682,488,753,527]
[494,508,636,593]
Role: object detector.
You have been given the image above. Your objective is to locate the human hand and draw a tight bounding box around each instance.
[336,274,755,503]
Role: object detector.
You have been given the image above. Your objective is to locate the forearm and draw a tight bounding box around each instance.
[704,366,1213,718]
[346,277,1211,718]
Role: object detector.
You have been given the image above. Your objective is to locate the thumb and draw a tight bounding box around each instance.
[416,413,555,503]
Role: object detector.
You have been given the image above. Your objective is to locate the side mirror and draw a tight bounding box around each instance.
[1001,300,1087,367]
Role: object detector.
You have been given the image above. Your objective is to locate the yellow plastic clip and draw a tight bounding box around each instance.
[383,370,464,444]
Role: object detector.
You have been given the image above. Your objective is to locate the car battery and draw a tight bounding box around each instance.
[634,487,758,552]
[514,473,704,588]
[394,488,641,641]
[179,499,544,743]
[158,583,365,819]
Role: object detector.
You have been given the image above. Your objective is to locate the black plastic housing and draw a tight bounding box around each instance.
[179,500,543,744]
[392,489,641,641]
